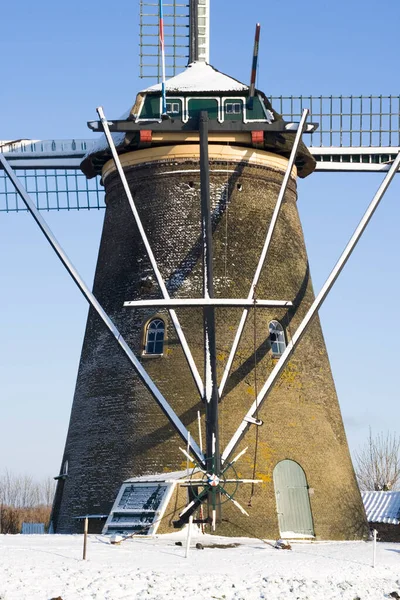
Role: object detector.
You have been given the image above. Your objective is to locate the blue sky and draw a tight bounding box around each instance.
[1,0,399,479]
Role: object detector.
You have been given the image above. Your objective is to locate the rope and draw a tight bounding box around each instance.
[223,170,229,281]
[248,296,260,506]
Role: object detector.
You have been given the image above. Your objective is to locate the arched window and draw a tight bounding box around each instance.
[269,320,286,357]
[144,318,165,355]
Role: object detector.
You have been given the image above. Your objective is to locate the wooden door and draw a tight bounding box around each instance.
[273,459,314,538]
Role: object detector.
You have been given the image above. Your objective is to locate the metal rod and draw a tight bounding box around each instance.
[0,153,205,467]
[219,109,309,397]
[186,432,191,477]
[199,111,221,481]
[197,410,203,453]
[248,23,261,109]
[123,299,293,308]
[222,148,400,462]
[159,0,167,114]
[96,106,204,399]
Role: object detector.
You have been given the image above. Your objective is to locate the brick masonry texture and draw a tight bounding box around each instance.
[52,149,368,539]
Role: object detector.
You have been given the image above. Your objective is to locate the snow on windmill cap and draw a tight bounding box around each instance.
[143,61,249,94]
[81,61,316,179]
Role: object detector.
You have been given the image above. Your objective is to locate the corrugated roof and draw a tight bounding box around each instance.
[143,61,248,94]
[362,491,400,524]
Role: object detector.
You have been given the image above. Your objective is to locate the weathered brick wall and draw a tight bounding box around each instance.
[53,148,367,539]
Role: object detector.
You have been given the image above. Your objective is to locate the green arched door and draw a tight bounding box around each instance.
[273,460,314,538]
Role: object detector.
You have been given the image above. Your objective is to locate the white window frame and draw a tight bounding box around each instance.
[225,102,242,115]
[166,102,180,115]
[221,95,275,124]
[269,320,286,357]
[144,318,165,356]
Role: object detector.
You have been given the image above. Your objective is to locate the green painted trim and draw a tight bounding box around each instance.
[140,95,161,119]
[188,98,219,121]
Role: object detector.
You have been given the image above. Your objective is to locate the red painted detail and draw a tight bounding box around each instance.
[251,131,264,147]
[139,130,152,146]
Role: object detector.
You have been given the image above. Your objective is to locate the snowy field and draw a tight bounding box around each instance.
[1,533,399,599]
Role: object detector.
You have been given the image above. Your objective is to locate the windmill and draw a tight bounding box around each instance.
[1,0,399,540]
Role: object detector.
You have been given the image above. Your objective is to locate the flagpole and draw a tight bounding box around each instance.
[248,23,261,109]
[159,0,167,115]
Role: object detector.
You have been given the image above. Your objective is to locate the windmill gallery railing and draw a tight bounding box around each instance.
[1,95,400,212]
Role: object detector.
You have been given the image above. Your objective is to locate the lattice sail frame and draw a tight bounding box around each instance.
[1,95,399,212]
[139,0,190,79]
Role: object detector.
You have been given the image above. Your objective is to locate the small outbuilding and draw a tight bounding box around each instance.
[362,491,400,542]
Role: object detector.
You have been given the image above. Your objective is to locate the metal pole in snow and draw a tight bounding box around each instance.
[372,529,377,568]
[0,153,205,467]
[222,148,400,462]
[185,515,194,558]
[83,517,88,560]
[159,0,167,115]
[219,108,309,397]
[248,23,261,109]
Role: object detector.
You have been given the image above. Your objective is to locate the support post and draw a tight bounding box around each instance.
[97,107,204,400]
[185,515,194,558]
[219,108,309,397]
[372,529,377,568]
[199,111,221,474]
[222,149,400,462]
[82,517,88,560]
[199,112,221,526]
[197,410,203,453]
[0,153,205,467]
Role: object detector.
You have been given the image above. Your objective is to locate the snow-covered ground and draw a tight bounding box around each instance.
[1,532,399,599]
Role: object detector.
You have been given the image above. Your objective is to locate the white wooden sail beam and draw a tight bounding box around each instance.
[123,299,293,308]
[0,153,205,468]
[97,107,204,398]
[189,0,210,63]
[222,149,400,463]
[218,109,310,397]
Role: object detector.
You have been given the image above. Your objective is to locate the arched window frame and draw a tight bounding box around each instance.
[269,320,286,358]
[142,315,167,357]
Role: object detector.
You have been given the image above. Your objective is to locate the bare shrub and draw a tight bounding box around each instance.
[0,505,52,534]
[0,471,55,533]
[355,430,400,491]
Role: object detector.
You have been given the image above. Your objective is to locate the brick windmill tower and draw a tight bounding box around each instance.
[50,1,368,539]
